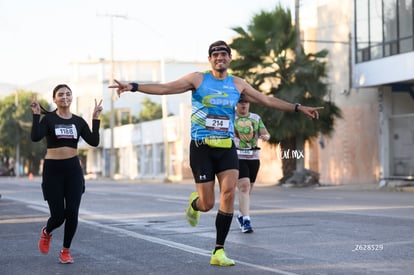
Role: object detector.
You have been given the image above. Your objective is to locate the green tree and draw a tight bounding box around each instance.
[100,111,111,129]
[229,5,342,183]
[0,91,48,175]
[137,97,163,122]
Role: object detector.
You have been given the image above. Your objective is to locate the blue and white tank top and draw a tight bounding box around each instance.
[191,72,240,140]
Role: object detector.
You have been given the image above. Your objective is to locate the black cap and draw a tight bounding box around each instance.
[238,94,248,103]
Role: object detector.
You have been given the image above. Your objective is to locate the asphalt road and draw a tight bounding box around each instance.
[1,177,413,275]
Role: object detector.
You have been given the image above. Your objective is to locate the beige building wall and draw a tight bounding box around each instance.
[319,101,380,184]
[314,1,380,185]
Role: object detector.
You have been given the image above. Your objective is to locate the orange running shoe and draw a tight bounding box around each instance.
[59,248,74,264]
[38,226,52,254]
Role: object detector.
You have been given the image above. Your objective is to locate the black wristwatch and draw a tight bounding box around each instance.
[294,103,301,112]
[129,82,139,92]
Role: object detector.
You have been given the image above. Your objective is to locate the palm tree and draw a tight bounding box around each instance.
[229,5,342,184]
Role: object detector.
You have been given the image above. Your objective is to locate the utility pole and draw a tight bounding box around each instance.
[98,13,126,178]
[295,0,301,55]
[160,60,170,182]
[15,91,20,177]
[295,0,305,173]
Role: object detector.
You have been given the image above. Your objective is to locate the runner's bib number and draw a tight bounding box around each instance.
[55,124,77,139]
[237,149,254,156]
[205,115,230,132]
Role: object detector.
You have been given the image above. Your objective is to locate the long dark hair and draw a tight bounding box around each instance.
[39,84,72,114]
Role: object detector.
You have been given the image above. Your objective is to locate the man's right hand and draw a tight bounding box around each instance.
[109,79,132,97]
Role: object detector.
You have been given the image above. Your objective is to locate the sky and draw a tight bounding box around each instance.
[0,0,295,86]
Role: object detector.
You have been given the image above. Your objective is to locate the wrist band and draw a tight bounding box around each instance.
[129,82,139,92]
[294,103,301,112]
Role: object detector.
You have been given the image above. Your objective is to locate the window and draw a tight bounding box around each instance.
[370,0,384,59]
[356,0,370,61]
[384,0,398,56]
[399,0,413,53]
[355,0,414,63]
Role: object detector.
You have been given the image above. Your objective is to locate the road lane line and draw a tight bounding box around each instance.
[26,202,299,275]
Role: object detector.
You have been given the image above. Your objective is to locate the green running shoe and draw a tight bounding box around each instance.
[185,191,200,226]
[210,249,235,266]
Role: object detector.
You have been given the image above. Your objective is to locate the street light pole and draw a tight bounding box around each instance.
[99,13,126,179]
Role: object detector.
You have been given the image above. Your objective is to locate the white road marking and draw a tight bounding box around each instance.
[24,201,298,275]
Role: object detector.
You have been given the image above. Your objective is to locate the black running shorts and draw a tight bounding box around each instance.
[238,159,260,183]
[189,140,239,183]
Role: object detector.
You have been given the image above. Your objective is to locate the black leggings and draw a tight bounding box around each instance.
[41,156,84,249]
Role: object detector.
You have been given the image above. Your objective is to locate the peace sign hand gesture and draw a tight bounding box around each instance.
[93,99,103,119]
